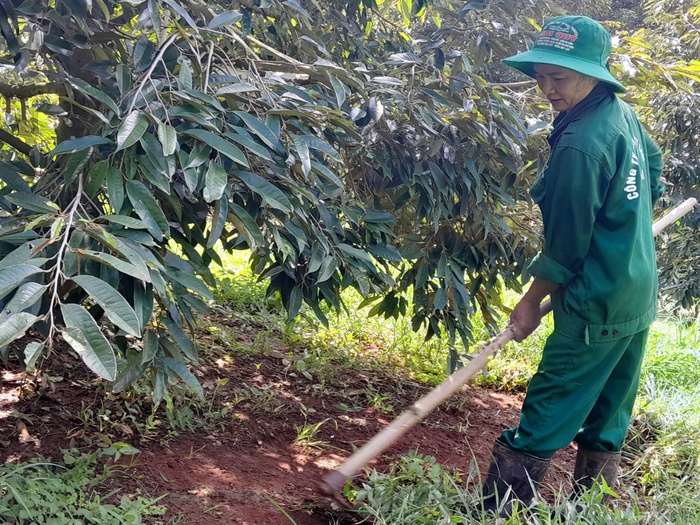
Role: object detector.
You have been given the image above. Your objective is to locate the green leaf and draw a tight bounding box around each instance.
[179,60,193,90]
[162,357,203,397]
[328,74,348,107]
[106,166,125,212]
[61,303,117,381]
[293,135,311,176]
[61,146,92,186]
[225,132,273,162]
[153,367,167,405]
[372,76,403,86]
[0,265,44,302]
[148,0,161,35]
[282,0,312,20]
[434,288,448,310]
[116,111,149,152]
[138,154,171,195]
[308,242,326,273]
[207,196,228,249]
[44,34,74,55]
[162,318,197,362]
[68,78,121,116]
[229,203,264,249]
[316,256,337,283]
[23,341,44,372]
[125,179,169,238]
[51,136,111,156]
[161,0,199,30]
[232,111,284,153]
[183,168,200,194]
[5,192,58,214]
[298,134,342,163]
[0,243,38,269]
[116,64,131,95]
[99,214,151,229]
[366,244,403,262]
[157,122,177,156]
[337,243,374,263]
[112,349,149,393]
[184,130,249,167]
[79,250,151,283]
[0,312,37,348]
[208,10,242,28]
[215,83,260,95]
[0,282,46,320]
[311,161,343,189]
[287,286,302,319]
[85,160,109,198]
[169,270,213,300]
[140,132,171,176]
[141,328,159,364]
[72,275,141,337]
[104,234,156,275]
[235,171,292,212]
[0,163,30,192]
[203,162,228,203]
[134,284,154,331]
[183,143,211,169]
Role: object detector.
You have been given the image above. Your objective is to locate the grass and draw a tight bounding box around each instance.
[345,451,645,524]
[0,448,165,524]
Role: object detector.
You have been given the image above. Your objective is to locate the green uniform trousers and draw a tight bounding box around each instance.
[500,327,649,459]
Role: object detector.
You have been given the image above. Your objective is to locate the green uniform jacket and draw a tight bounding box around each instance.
[529,84,665,344]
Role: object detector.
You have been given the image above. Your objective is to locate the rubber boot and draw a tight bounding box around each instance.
[572,448,621,502]
[481,438,550,516]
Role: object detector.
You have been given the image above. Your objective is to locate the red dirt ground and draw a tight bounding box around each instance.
[0,315,579,525]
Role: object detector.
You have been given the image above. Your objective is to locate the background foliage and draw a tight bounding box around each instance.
[0,0,696,395]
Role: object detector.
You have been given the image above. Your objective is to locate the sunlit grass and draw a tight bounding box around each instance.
[290,287,453,384]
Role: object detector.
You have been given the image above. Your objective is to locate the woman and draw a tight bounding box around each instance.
[482,15,665,515]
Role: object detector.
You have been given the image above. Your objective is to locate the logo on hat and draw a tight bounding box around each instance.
[536,21,579,52]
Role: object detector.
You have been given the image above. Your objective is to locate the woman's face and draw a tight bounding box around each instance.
[533,64,599,112]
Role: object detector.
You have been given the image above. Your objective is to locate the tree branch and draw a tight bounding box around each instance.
[0,82,65,98]
[487,80,537,89]
[231,58,318,78]
[0,127,34,156]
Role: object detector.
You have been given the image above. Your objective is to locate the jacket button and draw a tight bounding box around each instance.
[613,330,619,335]
[602,330,609,336]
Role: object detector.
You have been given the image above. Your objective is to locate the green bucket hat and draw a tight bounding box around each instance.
[503,16,625,93]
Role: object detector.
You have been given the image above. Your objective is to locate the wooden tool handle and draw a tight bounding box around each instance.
[653,198,697,236]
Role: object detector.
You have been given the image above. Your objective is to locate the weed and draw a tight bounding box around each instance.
[368,390,395,414]
[293,418,333,450]
[0,448,165,524]
[238,382,286,413]
[347,451,646,525]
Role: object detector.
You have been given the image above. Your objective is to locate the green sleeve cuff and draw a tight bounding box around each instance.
[527,251,576,286]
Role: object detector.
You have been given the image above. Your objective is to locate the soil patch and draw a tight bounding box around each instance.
[0,313,578,524]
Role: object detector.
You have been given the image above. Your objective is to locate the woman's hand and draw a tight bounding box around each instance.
[510,278,560,342]
[510,298,543,342]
